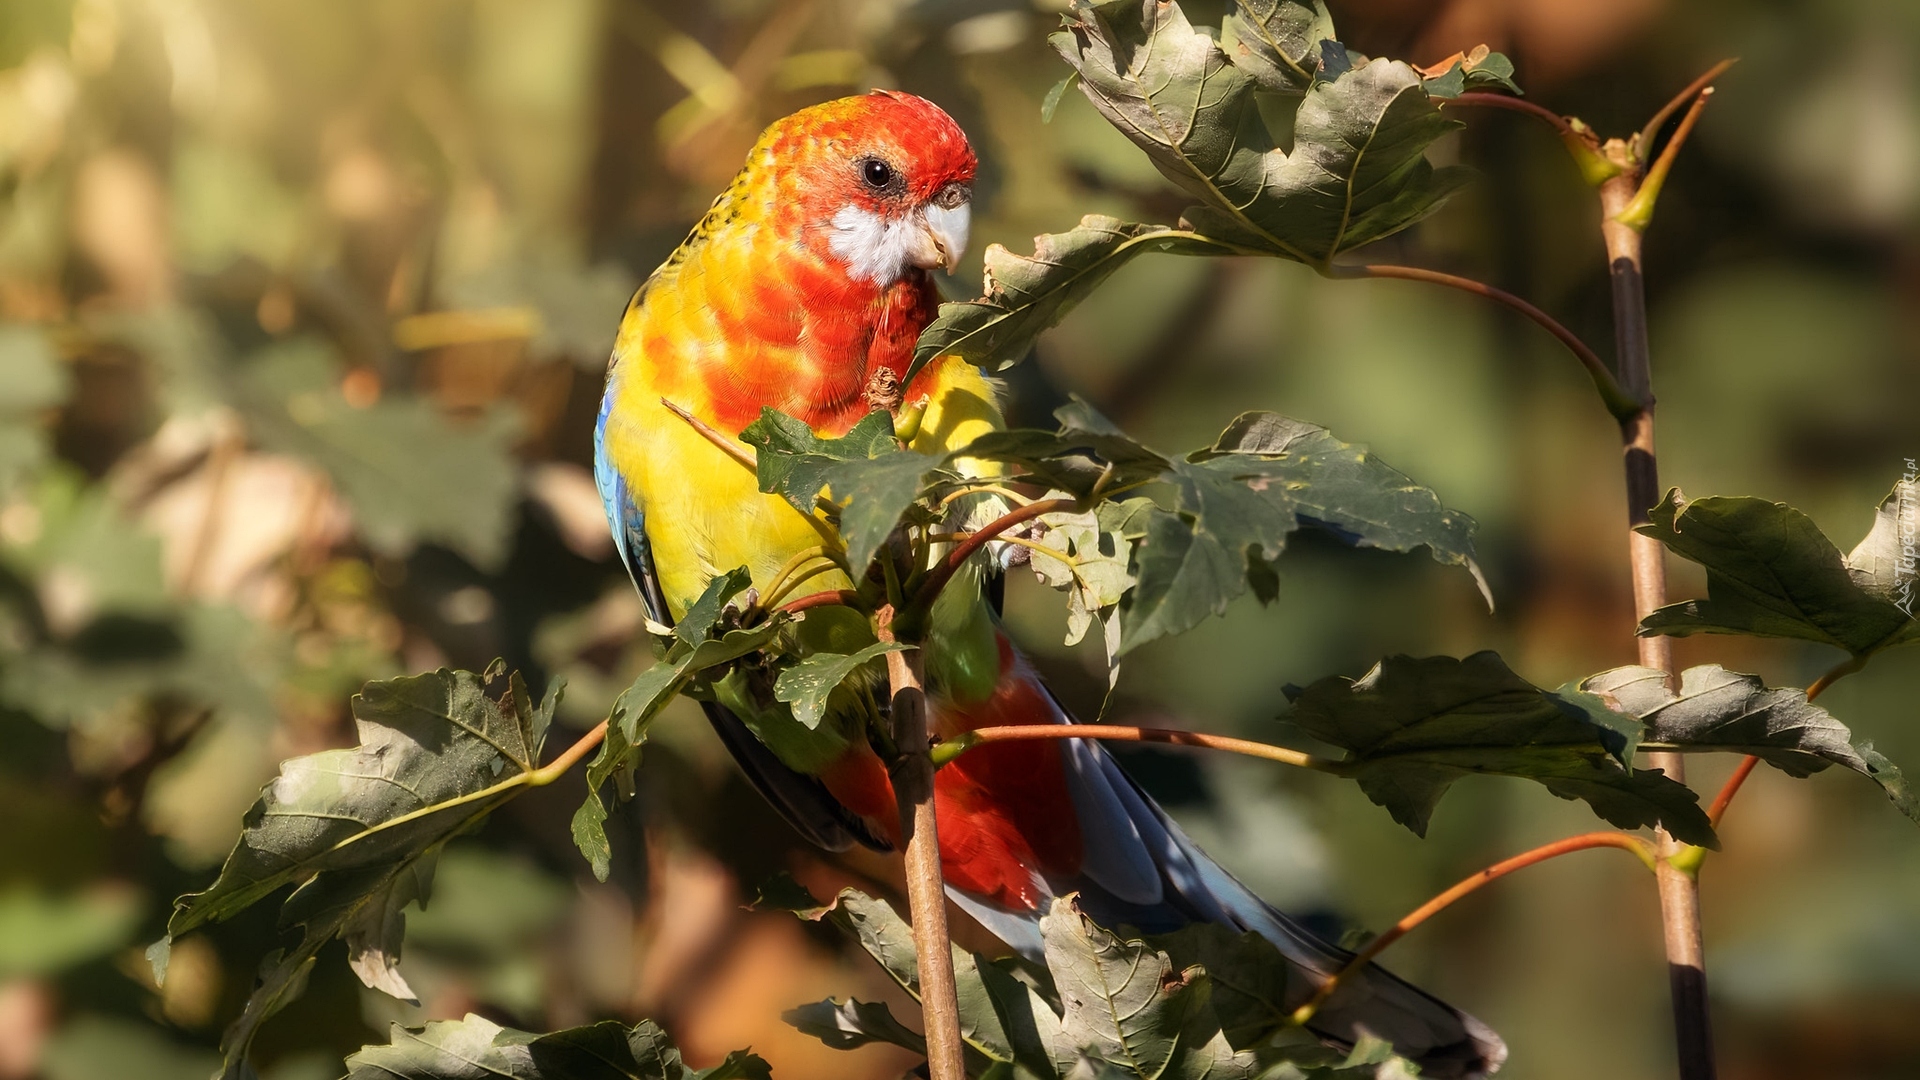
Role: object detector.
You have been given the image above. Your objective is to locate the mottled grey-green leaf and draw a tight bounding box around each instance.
[1587,663,1920,825]
[163,667,560,1075]
[1638,488,1918,658]
[1288,652,1713,846]
[345,1013,770,1079]
[774,642,909,729]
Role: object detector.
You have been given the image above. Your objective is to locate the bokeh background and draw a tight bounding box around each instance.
[1,0,1916,1077]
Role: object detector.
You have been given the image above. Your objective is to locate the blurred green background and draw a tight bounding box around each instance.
[0,0,1916,1077]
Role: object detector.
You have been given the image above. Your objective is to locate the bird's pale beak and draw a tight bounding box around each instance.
[910,202,971,274]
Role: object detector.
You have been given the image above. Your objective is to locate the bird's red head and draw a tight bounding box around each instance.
[748,91,978,286]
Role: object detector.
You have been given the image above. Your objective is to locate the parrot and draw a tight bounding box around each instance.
[594,90,1505,1077]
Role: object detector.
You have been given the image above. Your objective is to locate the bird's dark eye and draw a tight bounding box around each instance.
[860,158,895,189]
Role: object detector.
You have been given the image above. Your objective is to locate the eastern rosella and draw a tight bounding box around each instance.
[595,91,1504,1076]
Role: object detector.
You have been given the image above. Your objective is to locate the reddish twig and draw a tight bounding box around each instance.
[780,589,861,615]
[912,497,1078,609]
[1338,264,1641,418]
[930,723,1344,773]
[1289,832,1657,1027]
[532,720,609,785]
[1447,91,1577,139]
[1704,756,1759,829]
[1635,59,1739,163]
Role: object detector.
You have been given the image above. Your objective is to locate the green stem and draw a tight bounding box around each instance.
[930,723,1345,773]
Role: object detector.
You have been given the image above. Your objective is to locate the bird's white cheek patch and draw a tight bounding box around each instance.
[828,204,918,286]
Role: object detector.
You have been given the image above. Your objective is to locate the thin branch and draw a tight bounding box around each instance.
[930,723,1346,774]
[937,482,1035,509]
[1288,832,1657,1028]
[875,606,966,1080]
[531,721,610,785]
[780,589,861,615]
[912,497,1078,609]
[1635,59,1739,163]
[1446,92,1577,139]
[1804,655,1865,701]
[1707,654,1864,826]
[1704,756,1758,829]
[661,397,757,472]
[1337,263,1642,419]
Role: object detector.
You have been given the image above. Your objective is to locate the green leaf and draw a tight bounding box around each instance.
[1029,500,1143,671]
[240,342,519,571]
[1054,0,1468,266]
[1588,664,1920,825]
[788,889,1065,1077]
[345,1013,769,1079]
[1286,652,1714,846]
[739,408,944,572]
[959,398,1172,499]
[1120,411,1484,653]
[1420,50,1522,99]
[1849,479,1919,617]
[162,666,562,1075]
[774,641,909,729]
[785,998,928,1055]
[1042,899,1266,1079]
[677,566,753,649]
[0,325,70,491]
[909,217,1235,380]
[1197,412,1485,595]
[1041,71,1080,122]
[1637,488,1919,658]
[1147,923,1302,1050]
[1220,0,1335,92]
[573,578,787,880]
[1120,506,1250,653]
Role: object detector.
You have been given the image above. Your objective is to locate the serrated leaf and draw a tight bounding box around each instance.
[790,889,1065,1077]
[239,342,519,571]
[163,667,562,1074]
[1042,899,1265,1080]
[1147,923,1303,1050]
[1120,411,1484,653]
[1121,505,1250,653]
[1221,0,1334,92]
[1848,478,1919,616]
[740,408,944,571]
[573,577,787,880]
[960,398,1172,499]
[1198,412,1485,598]
[774,641,909,728]
[1638,488,1919,658]
[785,998,928,1055]
[1419,48,1522,99]
[1055,0,1468,267]
[1286,652,1714,846]
[345,1013,769,1079]
[677,567,753,649]
[909,217,1234,380]
[1030,502,1140,660]
[1588,664,1920,825]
